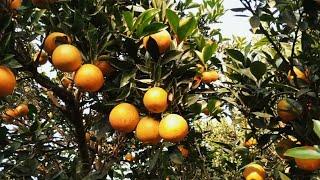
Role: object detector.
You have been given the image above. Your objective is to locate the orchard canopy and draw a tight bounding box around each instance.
[0,0,320,179]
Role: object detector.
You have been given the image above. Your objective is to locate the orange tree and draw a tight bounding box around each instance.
[0,0,226,179]
[222,0,320,179]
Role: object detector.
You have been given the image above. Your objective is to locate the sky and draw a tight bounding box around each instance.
[218,0,251,38]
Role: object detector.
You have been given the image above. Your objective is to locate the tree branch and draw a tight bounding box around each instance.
[240,0,289,67]
[13,40,91,175]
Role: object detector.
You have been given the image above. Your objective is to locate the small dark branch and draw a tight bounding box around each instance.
[290,9,304,62]
[240,0,288,65]
[13,40,91,175]
[258,24,288,65]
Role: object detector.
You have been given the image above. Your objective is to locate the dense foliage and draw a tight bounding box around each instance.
[0,0,320,179]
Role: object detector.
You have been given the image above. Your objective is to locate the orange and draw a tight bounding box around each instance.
[0,66,16,97]
[143,87,168,113]
[277,98,302,123]
[143,30,171,54]
[159,114,188,142]
[244,137,258,148]
[178,145,189,158]
[94,59,115,76]
[44,32,71,55]
[33,51,48,65]
[2,0,21,10]
[15,104,29,116]
[109,103,140,133]
[288,66,309,83]
[294,146,320,171]
[202,70,219,84]
[52,44,82,72]
[243,163,266,180]
[74,64,104,92]
[32,0,56,9]
[61,76,72,88]
[2,108,19,122]
[125,153,134,161]
[135,116,161,144]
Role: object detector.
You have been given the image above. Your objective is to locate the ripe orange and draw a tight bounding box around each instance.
[44,32,71,55]
[294,146,320,171]
[0,66,16,97]
[288,66,309,83]
[243,163,266,180]
[94,59,115,76]
[52,44,82,72]
[143,30,171,54]
[244,137,257,148]
[125,153,134,161]
[277,98,302,123]
[178,145,189,158]
[32,0,56,8]
[61,76,72,88]
[109,103,140,133]
[15,104,29,116]
[135,116,161,144]
[2,0,21,10]
[74,64,104,92]
[33,51,48,65]
[143,87,168,113]
[2,108,19,122]
[202,70,219,84]
[159,114,188,142]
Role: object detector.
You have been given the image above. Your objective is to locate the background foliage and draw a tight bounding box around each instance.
[0,0,320,179]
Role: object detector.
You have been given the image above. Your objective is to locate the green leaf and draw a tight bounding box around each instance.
[0,127,7,141]
[202,44,218,62]
[249,15,260,29]
[195,50,204,64]
[142,23,167,37]
[177,16,197,41]
[279,171,291,180]
[6,59,23,69]
[169,151,183,164]
[166,9,179,34]
[148,148,161,171]
[250,61,266,80]
[313,120,320,139]
[123,11,134,31]
[120,71,136,88]
[31,9,46,26]
[0,15,11,32]
[162,50,183,64]
[184,94,200,107]
[133,8,160,36]
[284,147,320,159]
[252,112,273,119]
[226,49,245,62]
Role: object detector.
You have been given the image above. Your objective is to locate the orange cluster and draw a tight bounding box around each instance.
[109,88,188,144]
[108,31,189,144]
[42,32,108,92]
